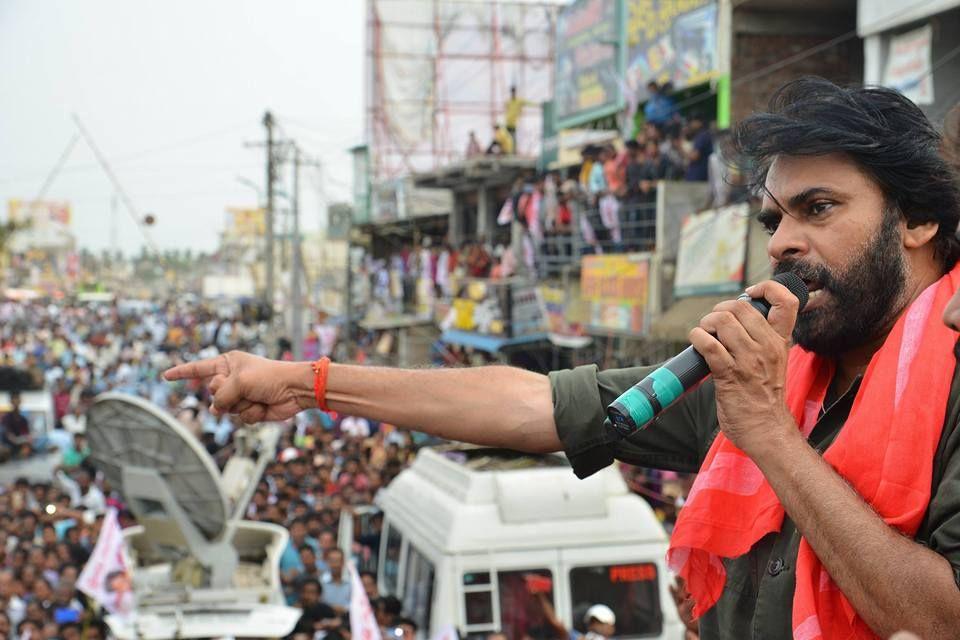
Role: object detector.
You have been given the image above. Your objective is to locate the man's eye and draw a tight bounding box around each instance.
[809,201,834,216]
[757,213,780,235]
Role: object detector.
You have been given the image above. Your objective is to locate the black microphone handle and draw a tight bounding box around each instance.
[658,295,772,389]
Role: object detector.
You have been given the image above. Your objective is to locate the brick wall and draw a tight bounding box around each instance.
[731,33,864,124]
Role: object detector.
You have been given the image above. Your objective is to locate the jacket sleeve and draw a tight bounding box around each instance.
[549,364,718,479]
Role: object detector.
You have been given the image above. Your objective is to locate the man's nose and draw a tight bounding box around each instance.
[767,215,808,263]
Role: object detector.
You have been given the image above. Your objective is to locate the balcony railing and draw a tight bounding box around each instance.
[535,199,658,278]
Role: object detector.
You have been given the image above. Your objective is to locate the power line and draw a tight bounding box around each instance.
[28,134,80,205]
[71,113,160,255]
[0,120,255,185]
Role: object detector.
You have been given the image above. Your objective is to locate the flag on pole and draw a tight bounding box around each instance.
[76,508,134,619]
[429,624,459,640]
[349,563,382,640]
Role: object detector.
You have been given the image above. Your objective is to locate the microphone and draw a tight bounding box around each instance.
[605,272,809,437]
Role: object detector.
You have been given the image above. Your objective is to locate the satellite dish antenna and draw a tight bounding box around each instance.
[86,393,299,639]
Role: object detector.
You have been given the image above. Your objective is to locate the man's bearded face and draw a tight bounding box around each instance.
[774,208,907,355]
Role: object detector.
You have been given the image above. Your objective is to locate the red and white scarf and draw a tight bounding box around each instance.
[667,265,960,639]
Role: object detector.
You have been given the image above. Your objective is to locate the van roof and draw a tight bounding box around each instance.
[431,444,569,471]
[375,446,668,554]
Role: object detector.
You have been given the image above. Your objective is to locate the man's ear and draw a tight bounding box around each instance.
[903,220,939,249]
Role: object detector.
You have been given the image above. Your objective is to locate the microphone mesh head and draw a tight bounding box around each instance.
[772,272,809,311]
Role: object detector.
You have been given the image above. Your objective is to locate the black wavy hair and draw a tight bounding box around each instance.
[735,76,960,270]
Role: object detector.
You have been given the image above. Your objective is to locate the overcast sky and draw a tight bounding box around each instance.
[0,1,364,254]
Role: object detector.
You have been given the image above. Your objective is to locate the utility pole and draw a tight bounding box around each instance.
[290,145,304,360]
[263,111,276,316]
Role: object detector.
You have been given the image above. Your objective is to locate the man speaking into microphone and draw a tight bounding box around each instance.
[166,77,960,639]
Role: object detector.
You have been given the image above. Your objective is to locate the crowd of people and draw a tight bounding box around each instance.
[460,81,748,268]
[0,295,694,640]
[0,298,428,640]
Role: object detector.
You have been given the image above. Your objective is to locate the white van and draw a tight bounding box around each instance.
[0,389,55,438]
[374,446,683,640]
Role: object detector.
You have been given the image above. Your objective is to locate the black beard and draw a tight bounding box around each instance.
[774,211,907,356]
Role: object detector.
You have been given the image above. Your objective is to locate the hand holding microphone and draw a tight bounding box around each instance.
[607,273,809,437]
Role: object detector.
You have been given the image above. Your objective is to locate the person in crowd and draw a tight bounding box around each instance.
[55,468,104,516]
[1,392,33,459]
[504,85,531,150]
[706,129,736,209]
[375,595,403,634]
[486,123,514,156]
[60,433,89,470]
[535,587,616,640]
[360,570,379,601]
[60,403,86,435]
[396,617,418,639]
[320,548,351,613]
[167,77,960,639]
[683,115,713,181]
[291,578,340,637]
[466,130,482,158]
[643,81,676,130]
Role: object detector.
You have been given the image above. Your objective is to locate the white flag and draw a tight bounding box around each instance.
[76,508,134,618]
[349,563,382,640]
[430,624,458,640]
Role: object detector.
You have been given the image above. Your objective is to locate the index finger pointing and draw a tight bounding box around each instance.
[163,358,223,382]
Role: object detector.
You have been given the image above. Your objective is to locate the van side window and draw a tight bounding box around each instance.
[569,564,662,637]
[402,544,435,638]
[383,525,403,595]
[462,569,554,639]
[463,572,493,628]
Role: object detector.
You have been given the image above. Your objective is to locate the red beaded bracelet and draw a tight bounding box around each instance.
[311,357,331,412]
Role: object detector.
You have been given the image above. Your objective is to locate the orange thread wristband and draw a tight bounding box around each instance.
[311,357,331,412]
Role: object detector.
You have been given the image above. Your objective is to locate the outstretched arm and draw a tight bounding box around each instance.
[164,351,561,453]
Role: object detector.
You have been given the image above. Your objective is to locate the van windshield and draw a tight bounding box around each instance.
[463,569,554,640]
[569,563,662,638]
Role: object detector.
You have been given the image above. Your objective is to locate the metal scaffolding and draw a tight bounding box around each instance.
[366,0,559,181]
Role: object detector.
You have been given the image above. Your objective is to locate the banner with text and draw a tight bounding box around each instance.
[883,24,934,105]
[580,253,650,334]
[555,0,623,128]
[625,0,719,102]
[674,202,749,297]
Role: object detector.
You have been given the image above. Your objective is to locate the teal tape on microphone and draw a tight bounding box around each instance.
[610,367,685,432]
[649,367,685,408]
[614,388,655,429]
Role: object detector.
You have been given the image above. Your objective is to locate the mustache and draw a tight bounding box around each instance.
[773,259,834,291]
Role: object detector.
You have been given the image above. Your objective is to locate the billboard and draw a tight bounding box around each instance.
[625,0,719,102]
[882,24,934,105]
[555,0,624,128]
[674,202,749,297]
[7,200,74,250]
[225,207,266,239]
[8,199,71,229]
[580,253,650,334]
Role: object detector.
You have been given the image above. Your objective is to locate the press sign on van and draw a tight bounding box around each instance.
[609,564,657,583]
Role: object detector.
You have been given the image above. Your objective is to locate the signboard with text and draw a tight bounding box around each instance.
[555,0,623,128]
[580,253,650,334]
[674,202,749,297]
[883,24,934,105]
[225,207,266,240]
[625,0,719,102]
